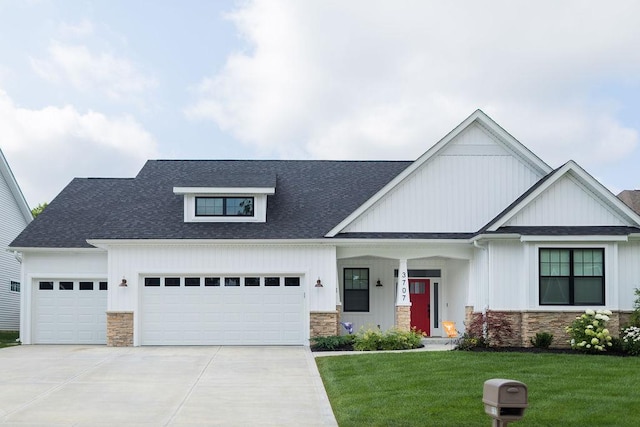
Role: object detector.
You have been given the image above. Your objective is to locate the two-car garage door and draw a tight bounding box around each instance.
[141,275,305,345]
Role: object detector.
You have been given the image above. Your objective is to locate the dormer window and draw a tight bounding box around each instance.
[174,178,275,223]
[195,197,254,217]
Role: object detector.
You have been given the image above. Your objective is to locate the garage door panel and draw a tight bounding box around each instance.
[33,280,107,344]
[141,279,304,345]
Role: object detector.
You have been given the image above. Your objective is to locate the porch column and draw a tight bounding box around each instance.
[395,259,411,331]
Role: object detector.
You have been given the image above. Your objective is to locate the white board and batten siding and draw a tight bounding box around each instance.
[505,174,628,227]
[342,124,544,233]
[617,242,640,310]
[0,167,30,331]
[107,243,338,345]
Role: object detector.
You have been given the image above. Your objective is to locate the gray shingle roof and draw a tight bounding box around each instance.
[11,160,412,248]
[618,190,640,215]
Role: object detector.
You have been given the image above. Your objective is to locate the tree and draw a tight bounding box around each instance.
[31,202,48,218]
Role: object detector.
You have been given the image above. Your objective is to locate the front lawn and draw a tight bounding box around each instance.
[0,331,19,348]
[316,351,640,426]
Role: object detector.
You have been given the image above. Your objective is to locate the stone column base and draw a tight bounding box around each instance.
[395,305,411,331]
[310,311,338,338]
[107,311,133,347]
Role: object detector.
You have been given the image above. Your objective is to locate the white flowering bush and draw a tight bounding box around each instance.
[622,326,640,356]
[565,309,613,353]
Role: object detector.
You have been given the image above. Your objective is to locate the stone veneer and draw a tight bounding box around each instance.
[107,311,134,347]
[395,306,411,331]
[466,307,632,348]
[310,311,339,338]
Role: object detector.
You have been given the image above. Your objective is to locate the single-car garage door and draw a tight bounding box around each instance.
[141,275,305,345]
[33,280,108,344]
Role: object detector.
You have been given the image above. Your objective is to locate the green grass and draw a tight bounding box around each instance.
[316,351,640,426]
[0,331,19,348]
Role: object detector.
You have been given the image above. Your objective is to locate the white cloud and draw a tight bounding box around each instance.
[31,41,157,102]
[0,89,157,206]
[58,19,94,38]
[186,0,640,166]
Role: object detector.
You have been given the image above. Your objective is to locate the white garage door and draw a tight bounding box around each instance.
[33,280,107,344]
[141,276,305,345]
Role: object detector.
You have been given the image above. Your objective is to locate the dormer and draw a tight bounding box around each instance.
[173,173,276,223]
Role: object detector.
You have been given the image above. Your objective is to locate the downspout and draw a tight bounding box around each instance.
[13,251,22,263]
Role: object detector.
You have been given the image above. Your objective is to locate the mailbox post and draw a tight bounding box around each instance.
[483,379,528,426]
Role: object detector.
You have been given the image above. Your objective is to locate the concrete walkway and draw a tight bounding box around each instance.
[0,345,337,426]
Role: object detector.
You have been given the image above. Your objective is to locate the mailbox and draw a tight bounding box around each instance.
[483,379,528,425]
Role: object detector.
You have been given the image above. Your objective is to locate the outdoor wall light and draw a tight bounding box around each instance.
[119,278,128,287]
[315,278,323,287]
[376,279,383,287]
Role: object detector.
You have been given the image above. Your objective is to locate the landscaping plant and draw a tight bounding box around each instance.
[565,309,613,352]
[353,327,423,351]
[310,334,355,351]
[529,332,554,349]
[464,310,515,347]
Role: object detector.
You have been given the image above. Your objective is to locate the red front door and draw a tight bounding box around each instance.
[409,279,430,336]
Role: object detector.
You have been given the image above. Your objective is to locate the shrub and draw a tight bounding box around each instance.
[530,332,554,349]
[565,309,613,353]
[621,326,640,356]
[310,334,355,351]
[465,310,516,347]
[628,288,640,327]
[353,327,423,351]
[455,333,488,351]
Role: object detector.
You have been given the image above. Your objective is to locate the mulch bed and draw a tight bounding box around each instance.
[467,346,629,356]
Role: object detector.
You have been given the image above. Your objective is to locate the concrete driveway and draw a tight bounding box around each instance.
[0,345,337,426]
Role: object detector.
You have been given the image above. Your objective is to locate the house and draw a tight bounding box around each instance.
[10,110,640,347]
[0,148,32,331]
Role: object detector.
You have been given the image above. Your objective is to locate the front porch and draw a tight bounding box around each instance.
[332,242,474,338]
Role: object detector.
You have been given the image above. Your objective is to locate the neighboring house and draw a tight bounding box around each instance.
[0,149,33,331]
[10,110,640,347]
[618,190,640,215]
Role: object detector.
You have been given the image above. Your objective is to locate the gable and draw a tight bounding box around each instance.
[503,172,630,227]
[0,149,32,225]
[339,119,548,234]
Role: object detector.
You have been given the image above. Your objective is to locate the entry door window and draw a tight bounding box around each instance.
[344,268,369,312]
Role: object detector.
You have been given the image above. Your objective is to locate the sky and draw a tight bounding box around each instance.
[1,0,640,208]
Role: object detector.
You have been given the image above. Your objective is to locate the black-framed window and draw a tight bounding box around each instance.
[195,197,254,217]
[344,268,369,312]
[10,281,20,292]
[185,277,201,287]
[539,248,604,305]
[165,277,180,287]
[265,277,280,286]
[245,277,260,286]
[284,277,300,287]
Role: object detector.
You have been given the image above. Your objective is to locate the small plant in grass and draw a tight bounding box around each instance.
[353,327,423,351]
[565,309,613,352]
[621,326,640,356]
[310,334,355,351]
[530,332,554,349]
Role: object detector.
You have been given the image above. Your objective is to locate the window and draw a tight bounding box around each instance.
[145,277,161,287]
[79,282,94,290]
[204,277,220,287]
[165,277,180,287]
[59,281,73,290]
[245,277,260,286]
[39,281,54,290]
[195,197,254,217]
[225,277,240,287]
[185,277,201,287]
[10,281,20,292]
[539,248,604,305]
[265,277,280,287]
[344,268,369,312]
[99,282,108,291]
[284,277,300,287]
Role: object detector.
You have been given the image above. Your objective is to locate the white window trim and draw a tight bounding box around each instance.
[182,193,269,223]
[532,242,612,310]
